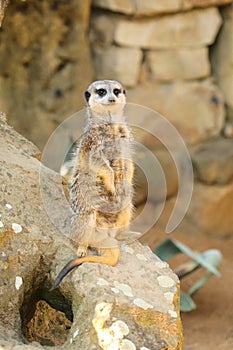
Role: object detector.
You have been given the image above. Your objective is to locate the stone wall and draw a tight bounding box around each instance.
[0,0,93,149]
[91,0,232,144]
[90,0,233,237]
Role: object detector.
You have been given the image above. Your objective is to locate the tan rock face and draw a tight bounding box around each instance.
[134,147,179,206]
[182,0,233,9]
[93,0,232,15]
[0,0,93,149]
[185,181,233,236]
[146,47,210,81]
[191,138,233,185]
[93,0,182,15]
[211,3,233,120]
[92,46,143,87]
[92,0,134,14]
[114,8,222,49]
[0,0,8,26]
[134,0,182,15]
[128,80,225,144]
[0,118,182,349]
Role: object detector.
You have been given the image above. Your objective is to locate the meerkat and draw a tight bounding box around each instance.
[53,80,134,288]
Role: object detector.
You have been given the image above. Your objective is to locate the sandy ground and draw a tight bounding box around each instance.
[141,220,233,350]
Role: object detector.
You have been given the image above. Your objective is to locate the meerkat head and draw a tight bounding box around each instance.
[84,80,126,117]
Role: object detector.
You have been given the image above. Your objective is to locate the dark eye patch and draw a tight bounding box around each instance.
[113,88,121,97]
[96,88,107,97]
[84,90,91,102]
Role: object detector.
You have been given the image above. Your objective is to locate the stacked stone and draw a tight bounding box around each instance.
[91,0,232,144]
[91,0,233,237]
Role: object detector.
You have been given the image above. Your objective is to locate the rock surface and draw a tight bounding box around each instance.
[0,0,8,26]
[146,47,210,81]
[182,0,232,9]
[0,118,182,349]
[114,8,222,49]
[184,180,233,236]
[128,80,225,144]
[211,3,233,121]
[93,0,232,14]
[191,137,233,185]
[92,45,143,87]
[0,0,93,149]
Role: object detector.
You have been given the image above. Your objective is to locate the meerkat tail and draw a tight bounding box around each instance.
[53,247,120,289]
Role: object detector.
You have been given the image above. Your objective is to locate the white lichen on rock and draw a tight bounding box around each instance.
[15,276,23,290]
[133,298,153,310]
[11,223,22,233]
[123,246,134,254]
[97,278,109,286]
[111,287,120,294]
[120,338,136,349]
[154,261,168,269]
[157,275,176,288]
[164,292,174,303]
[136,253,147,261]
[92,302,133,350]
[168,310,178,318]
[113,281,134,297]
[111,320,129,338]
[73,328,79,338]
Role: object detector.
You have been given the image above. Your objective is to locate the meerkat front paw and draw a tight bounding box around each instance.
[77,245,87,257]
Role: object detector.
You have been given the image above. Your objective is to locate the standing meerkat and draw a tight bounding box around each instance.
[53,80,134,288]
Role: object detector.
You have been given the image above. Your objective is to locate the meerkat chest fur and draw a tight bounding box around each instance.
[78,121,132,197]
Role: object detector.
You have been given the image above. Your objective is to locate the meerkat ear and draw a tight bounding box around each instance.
[84,91,91,102]
[123,89,126,95]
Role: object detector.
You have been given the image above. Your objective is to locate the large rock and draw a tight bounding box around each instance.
[182,0,233,9]
[93,0,181,15]
[191,137,233,185]
[146,47,210,81]
[135,0,181,15]
[56,242,182,349]
[92,0,232,15]
[0,117,182,349]
[114,8,222,49]
[211,3,233,121]
[92,0,135,14]
[92,45,143,87]
[128,80,225,144]
[134,147,179,205]
[0,0,93,149]
[0,0,8,26]
[184,181,233,236]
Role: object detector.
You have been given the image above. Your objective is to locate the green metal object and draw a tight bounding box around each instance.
[153,238,222,312]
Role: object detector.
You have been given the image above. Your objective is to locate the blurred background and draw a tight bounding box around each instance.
[0,1,233,349]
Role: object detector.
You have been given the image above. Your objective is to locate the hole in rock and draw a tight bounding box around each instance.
[20,285,73,346]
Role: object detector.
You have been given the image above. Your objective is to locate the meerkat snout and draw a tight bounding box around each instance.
[108,97,116,103]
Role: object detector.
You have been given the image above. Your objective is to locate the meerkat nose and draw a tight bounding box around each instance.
[108,97,116,103]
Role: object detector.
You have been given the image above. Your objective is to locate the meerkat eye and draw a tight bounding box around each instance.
[113,88,121,97]
[96,88,107,97]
